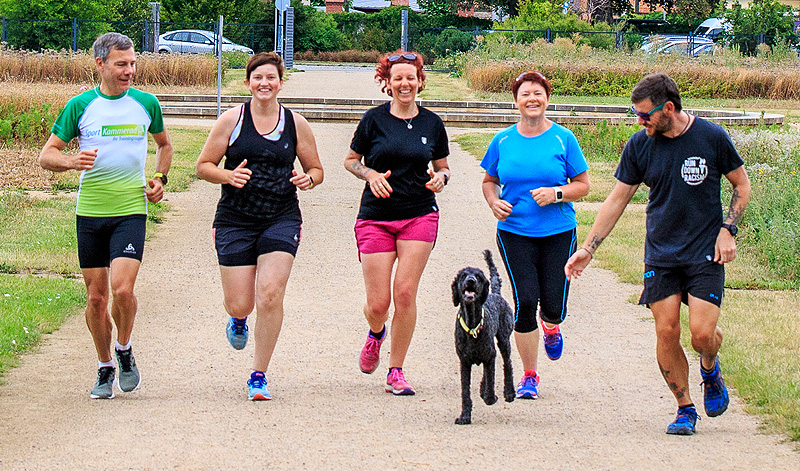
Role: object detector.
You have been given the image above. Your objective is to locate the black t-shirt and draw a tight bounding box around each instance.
[350,103,449,221]
[214,103,301,227]
[615,117,744,266]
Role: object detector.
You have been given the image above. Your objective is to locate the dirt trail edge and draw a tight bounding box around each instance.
[2,68,798,470]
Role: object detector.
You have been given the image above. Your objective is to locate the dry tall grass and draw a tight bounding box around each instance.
[294,49,383,64]
[454,37,800,100]
[0,47,218,87]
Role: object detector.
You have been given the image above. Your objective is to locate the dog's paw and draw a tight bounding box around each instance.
[504,393,515,403]
[455,415,472,425]
[482,393,498,406]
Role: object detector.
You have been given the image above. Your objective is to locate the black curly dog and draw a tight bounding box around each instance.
[451,250,514,425]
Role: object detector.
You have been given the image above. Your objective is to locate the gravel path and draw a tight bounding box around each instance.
[1,67,798,470]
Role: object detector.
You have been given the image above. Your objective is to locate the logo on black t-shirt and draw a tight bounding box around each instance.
[681,157,708,186]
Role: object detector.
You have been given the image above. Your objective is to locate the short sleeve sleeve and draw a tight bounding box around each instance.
[715,126,744,175]
[480,134,501,177]
[432,117,449,160]
[129,89,165,134]
[51,96,85,143]
[564,130,588,178]
[615,136,644,185]
[350,112,374,156]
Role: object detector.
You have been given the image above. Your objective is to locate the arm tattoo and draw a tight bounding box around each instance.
[588,234,604,251]
[726,188,744,224]
[348,161,370,180]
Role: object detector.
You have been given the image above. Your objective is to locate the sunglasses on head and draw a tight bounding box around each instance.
[388,53,417,62]
[515,71,546,83]
[630,103,665,122]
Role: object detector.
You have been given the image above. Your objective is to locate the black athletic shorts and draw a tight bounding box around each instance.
[76,214,147,269]
[214,214,301,266]
[640,261,725,308]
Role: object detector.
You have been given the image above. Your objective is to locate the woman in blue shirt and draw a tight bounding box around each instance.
[481,71,590,399]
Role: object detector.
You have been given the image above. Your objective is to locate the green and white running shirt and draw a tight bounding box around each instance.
[51,87,165,217]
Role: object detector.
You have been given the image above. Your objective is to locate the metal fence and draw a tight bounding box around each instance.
[0,17,274,54]
[409,26,800,57]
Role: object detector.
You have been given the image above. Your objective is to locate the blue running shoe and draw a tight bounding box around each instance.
[542,321,563,361]
[226,317,248,350]
[701,357,729,417]
[247,372,271,401]
[666,405,698,435]
[515,370,539,399]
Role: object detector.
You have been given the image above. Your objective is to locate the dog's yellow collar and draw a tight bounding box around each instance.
[458,307,484,338]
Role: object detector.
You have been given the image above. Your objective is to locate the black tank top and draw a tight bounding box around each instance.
[214,102,300,226]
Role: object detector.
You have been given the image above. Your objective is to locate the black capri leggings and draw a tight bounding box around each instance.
[496,228,577,333]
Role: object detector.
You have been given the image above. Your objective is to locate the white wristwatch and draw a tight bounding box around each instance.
[553,187,563,203]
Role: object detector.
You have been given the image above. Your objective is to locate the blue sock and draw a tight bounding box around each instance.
[250,370,265,380]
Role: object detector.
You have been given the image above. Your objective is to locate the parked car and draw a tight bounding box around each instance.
[640,36,713,55]
[693,18,730,41]
[158,30,253,54]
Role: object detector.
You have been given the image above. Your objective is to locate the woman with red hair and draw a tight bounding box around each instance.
[344,50,451,396]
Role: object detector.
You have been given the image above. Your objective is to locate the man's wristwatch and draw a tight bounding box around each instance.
[722,223,738,237]
[553,187,563,203]
[153,172,168,186]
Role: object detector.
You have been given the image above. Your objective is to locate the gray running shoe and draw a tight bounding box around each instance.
[90,366,116,399]
[115,348,141,392]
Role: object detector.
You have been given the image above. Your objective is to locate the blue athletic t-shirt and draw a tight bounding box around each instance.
[481,122,588,237]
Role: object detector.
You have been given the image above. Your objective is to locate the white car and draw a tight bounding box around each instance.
[158,29,253,54]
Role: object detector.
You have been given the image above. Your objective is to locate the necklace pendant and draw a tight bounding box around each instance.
[407,123,413,130]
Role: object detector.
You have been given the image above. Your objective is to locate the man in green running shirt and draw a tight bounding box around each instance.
[39,32,173,399]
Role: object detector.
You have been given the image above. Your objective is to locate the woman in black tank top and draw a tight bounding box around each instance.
[196,52,324,401]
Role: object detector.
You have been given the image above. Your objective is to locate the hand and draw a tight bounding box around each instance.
[489,199,513,221]
[425,169,446,193]
[530,187,556,206]
[565,248,593,281]
[366,169,392,199]
[290,169,314,190]
[228,159,252,188]
[145,177,164,203]
[713,229,737,264]
[70,148,98,171]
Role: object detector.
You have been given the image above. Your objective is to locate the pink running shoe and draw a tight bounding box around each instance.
[385,367,415,396]
[359,329,385,374]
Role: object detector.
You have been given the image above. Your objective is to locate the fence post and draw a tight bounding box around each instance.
[759,33,764,45]
[72,18,78,52]
[400,9,408,51]
[1,17,6,44]
[143,19,149,52]
[546,28,551,42]
[615,30,621,50]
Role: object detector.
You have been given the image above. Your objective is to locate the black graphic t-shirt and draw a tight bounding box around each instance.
[615,117,744,266]
[350,102,449,221]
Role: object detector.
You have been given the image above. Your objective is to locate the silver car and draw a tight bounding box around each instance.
[158,29,253,54]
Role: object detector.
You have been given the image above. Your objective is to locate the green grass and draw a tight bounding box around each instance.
[0,274,85,381]
[0,125,204,380]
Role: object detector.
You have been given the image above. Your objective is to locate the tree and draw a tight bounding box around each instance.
[724,0,796,54]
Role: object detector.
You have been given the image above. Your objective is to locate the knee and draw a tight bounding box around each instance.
[690,328,717,351]
[225,297,254,317]
[365,296,391,318]
[111,284,135,304]
[392,286,416,310]
[86,292,108,312]
[255,283,285,312]
[655,320,682,343]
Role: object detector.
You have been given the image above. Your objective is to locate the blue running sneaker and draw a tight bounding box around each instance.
[666,405,698,435]
[701,357,729,417]
[247,372,271,401]
[515,370,539,399]
[542,321,563,361]
[226,317,248,350]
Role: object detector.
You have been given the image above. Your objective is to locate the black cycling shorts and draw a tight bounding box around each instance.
[76,214,146,269]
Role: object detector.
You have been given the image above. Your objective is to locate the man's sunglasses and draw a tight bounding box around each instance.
[630,103,665,122]
[388,53,417,62]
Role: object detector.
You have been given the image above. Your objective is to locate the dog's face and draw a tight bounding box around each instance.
[452,267,489,307]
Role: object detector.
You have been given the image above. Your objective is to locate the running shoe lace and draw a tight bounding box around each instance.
[251,375,267,389]
[97,367,114,383]
[233,323,246,335]
[543,332,560,347]
[365,337,381,356]
[117,351,132,371]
